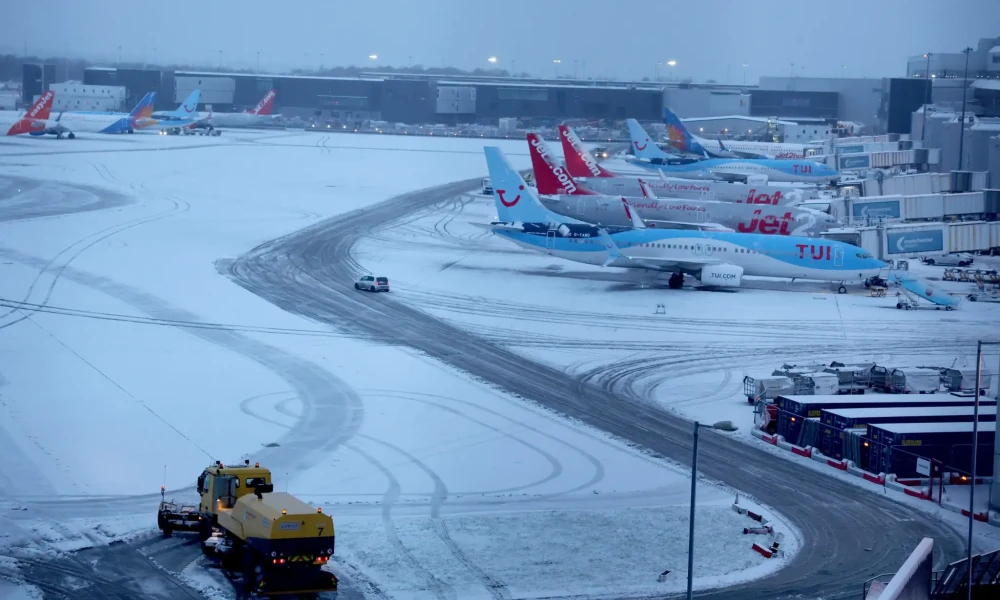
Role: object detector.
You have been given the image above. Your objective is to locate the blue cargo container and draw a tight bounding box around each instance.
[819,406,999,459]
[868,421,996,478]
[776,394,998,448]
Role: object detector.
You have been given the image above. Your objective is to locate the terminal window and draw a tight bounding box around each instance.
[497,88,548,102]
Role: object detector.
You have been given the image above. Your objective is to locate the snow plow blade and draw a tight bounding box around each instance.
[157,500,203,534]
[254,568,338,597]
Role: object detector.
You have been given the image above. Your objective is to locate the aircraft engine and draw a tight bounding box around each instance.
[700,264,743,287]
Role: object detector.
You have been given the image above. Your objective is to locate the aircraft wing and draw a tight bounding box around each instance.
[644,219,734,232]
[706,171,748,183]
[596,230,721,272]
[606,254,722,273]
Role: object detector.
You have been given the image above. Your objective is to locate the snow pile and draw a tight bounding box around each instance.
[337,500,789,598]
[177,561,233,600]
[1,514,149,556]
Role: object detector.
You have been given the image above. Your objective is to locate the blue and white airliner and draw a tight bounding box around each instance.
[135,89,202,132]
[484,146,884,292]
[49,91,156,137]
[625,119,839,185]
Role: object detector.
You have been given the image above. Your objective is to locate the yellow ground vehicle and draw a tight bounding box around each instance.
[158,461,337,598]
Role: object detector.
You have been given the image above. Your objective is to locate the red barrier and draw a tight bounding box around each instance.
[761,433,778,445]
[903,487,930,500]
[751,543,773,558]
[746,510,764,523]
[790,445,812,458]
[827,459,848,471]
[960,509,990,522]
[862,471,885,485]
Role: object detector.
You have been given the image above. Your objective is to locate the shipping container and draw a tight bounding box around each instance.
[775,394,998,447]
[868,421,996,478]
[841,427,870,469]
[903,194,945,221]
[947,222,993,253]
[942,192,986,216]
[820,405,998,460]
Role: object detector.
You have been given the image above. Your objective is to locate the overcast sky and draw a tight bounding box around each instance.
[1,0,996,82]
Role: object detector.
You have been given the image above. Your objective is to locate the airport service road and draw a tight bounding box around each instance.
[228,177,967,600]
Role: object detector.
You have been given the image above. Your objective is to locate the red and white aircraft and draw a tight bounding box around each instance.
[1,91,58,137]
[195,89,280,129]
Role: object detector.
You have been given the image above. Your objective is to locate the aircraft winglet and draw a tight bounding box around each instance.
[598,228,621,267]
[620,197,647,230]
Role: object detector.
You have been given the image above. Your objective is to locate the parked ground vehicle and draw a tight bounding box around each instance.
[922,253,974,267]
[355,275,389,292]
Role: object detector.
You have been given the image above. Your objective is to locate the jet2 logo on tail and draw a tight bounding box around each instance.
[497,185,524,207]
[562,127,602,177]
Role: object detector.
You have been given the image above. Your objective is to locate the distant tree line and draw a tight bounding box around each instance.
[0,53,523,84]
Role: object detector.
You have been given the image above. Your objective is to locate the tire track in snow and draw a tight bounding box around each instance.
[0,249,363,516]
[360,433,511,600]
[345,443,456,600]
[0,167,191,329]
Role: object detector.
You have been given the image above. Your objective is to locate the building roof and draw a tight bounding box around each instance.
[435,79,656,91]
[175,70,384,82]
[872,421,997,434]
[989,46,1000,53]
[680,115,798,126]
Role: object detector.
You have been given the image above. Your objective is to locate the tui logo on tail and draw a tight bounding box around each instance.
[497,185,523,207]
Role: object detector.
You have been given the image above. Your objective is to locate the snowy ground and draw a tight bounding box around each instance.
[0,131,793,598]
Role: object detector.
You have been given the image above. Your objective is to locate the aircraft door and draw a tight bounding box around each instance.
[834,247,844,267]
[577,199,586,216]
[695,243,704,255]
[546,229,556,249]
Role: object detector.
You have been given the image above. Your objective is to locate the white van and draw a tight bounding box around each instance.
[922,253,974,267]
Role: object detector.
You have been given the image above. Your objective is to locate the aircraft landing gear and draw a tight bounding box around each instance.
[838,283,847,294]
[668,273,684,289]
[68,132,75,139]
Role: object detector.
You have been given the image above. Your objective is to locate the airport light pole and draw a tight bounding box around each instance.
[553,59,561,78]
[666,59,677,82]
[256,50,260,73]
[687,420,738,600]
[969,341,1000,600]
[742,63,748,86]
[957,47,973,171]
[921,53,932,143]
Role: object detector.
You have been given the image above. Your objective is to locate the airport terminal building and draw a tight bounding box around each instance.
[73,66,892,132]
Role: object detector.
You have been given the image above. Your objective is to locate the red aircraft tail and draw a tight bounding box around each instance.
[25,90,55,120]
[558,124,615,178]
[248,90,276,115]
[526,132,594,196]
